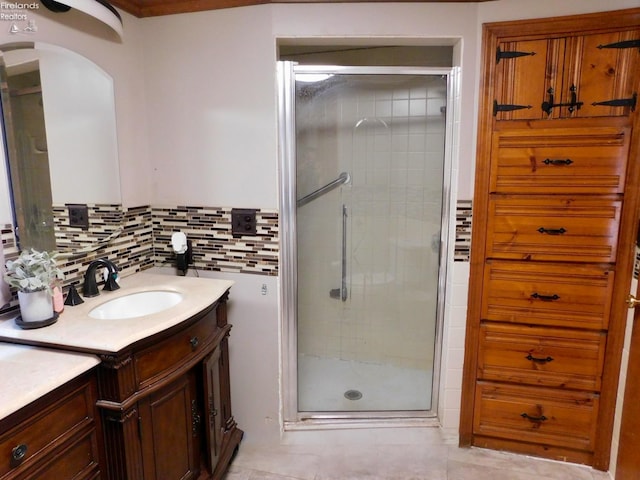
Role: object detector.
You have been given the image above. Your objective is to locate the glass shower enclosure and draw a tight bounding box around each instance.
[279,63,452,422]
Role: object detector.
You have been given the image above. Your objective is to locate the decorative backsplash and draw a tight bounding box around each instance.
[53,203,124,252]
[1,205,154,312]
[455,200,472,262]
[152,206,279,276]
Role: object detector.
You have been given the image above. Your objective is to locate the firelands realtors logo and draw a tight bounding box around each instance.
[1,1,39,35]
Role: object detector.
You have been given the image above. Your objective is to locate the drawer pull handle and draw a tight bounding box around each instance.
[520,413,547,423]
[189,336,199,350]
[11,444,27,465]
[525,354,554,364]
[543,158,573,166]
[537,227,566,235]
[530,293,559,301]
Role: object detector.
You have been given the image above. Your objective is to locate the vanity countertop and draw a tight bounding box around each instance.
[0,272,234,354]
[0,342,100,421]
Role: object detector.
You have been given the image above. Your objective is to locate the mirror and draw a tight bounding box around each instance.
[0,42,121,255]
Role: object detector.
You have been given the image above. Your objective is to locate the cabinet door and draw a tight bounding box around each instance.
[494,38,563,121]
[138,371,200,480]
[566,30,640,118]
[202,347,223,473]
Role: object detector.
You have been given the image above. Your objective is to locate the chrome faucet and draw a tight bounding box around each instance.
[82,258,120,297]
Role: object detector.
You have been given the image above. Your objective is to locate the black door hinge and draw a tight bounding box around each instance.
[493,100,532,116]
[592,93,637,112]
[597,39,640,51]
[496,46,536,64]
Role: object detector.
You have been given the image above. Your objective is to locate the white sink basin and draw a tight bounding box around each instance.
[88,290,184,320]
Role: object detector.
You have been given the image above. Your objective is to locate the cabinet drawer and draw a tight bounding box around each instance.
[490,127,630,194]
[478,323,606,391]
[481,261,614,330]
[135,306,218,388]
[486,196,621,263]
[13,431,100,480]
[0,380,96,478]
[473,382,599,452]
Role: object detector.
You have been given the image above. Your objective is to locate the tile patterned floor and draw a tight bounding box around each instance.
[223,428,613,480]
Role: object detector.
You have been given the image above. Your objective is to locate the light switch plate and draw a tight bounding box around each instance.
[68,204,89,229]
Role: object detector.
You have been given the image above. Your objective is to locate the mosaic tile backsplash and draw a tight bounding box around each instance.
[1,200,477,312]
[152,206,279,276]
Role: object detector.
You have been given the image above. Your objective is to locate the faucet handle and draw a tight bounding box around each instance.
[103,270,120,291]
[64,284,84,306]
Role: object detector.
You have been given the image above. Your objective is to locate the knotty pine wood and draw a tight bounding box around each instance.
[460,7,640,471]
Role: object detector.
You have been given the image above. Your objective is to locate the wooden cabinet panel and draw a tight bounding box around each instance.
[478,323,606,391]
[203,347,223,472]
[0,373,100,480]
[473,382,599,451]
[139,371,199,480]
[135,306,218,388]
[566,30,640,118]
[494,29,639,120]
[486,196,621,263]
[490,127,630,194]
[494,38,562,121]
[482,261,614,330]
[16,431,100,480]
[0,376,98,479]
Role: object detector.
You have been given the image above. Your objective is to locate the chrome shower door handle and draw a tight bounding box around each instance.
[330,203,348,301]
[341,204,348,302]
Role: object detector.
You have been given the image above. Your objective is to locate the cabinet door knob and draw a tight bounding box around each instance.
[627,294,640,309]
[11,444,27,465]
[189,336,199,350]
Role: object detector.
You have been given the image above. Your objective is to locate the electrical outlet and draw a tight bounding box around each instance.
[68,204,89,229]
[231,208,257,236]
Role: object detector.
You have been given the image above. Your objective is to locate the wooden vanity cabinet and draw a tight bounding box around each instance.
[96,291,243,480]
[461,8,640,470]
[0,371,102,480]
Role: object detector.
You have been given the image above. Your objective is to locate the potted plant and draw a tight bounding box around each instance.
[4,249,64,322]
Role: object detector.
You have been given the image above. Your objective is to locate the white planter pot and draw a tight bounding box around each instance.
[18,290,54,322]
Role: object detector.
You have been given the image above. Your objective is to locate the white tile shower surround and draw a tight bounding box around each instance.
[223,428,612,480]
[298,355,432,411]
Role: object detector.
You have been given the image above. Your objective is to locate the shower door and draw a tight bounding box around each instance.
[279,64,451,420]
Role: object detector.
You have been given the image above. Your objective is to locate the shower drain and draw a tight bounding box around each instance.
[344,389,363,401]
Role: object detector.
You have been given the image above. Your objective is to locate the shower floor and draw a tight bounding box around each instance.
[298,354,433,412]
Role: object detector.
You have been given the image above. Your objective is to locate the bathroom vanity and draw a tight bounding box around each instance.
[0,272,242,480]
[0,345,101,480]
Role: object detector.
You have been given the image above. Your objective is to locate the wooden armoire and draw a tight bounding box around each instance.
[460,8,640,470]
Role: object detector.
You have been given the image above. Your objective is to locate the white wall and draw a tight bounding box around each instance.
[140,6,279,209]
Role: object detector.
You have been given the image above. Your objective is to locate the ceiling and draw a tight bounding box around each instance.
[110,0,492,18]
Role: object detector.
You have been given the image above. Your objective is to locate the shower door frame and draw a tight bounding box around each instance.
[278,63,457,427]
